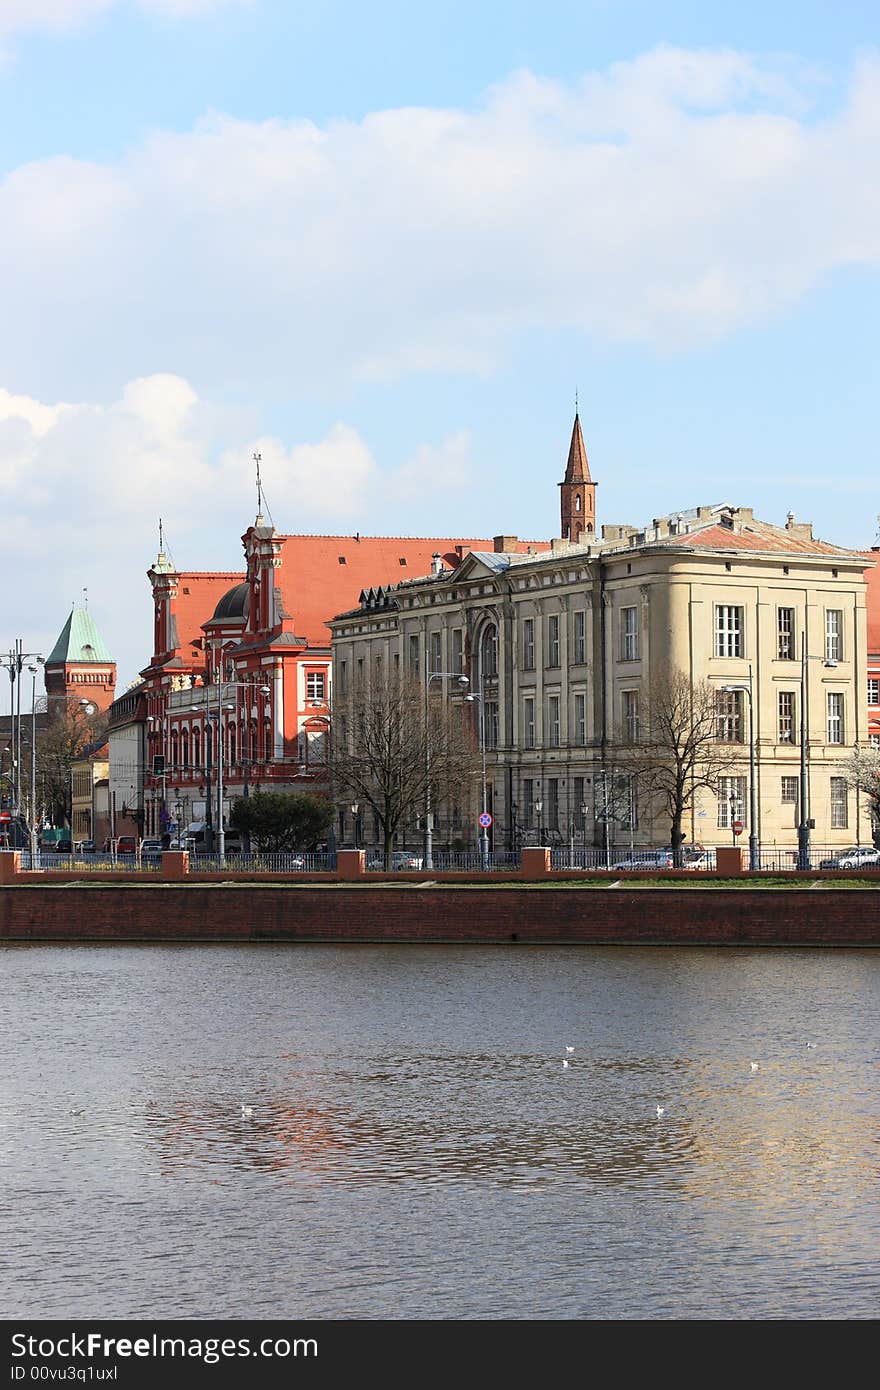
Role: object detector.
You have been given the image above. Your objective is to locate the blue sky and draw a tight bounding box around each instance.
[0,0,878,684]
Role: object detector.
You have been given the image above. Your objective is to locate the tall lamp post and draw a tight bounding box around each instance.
[26,661,43,863]
[424,670,470,870]
[463,687,490,870]
[721,667,758,871]
[535,793,543,847]
[350,801,361,849]
[797,636,838,871]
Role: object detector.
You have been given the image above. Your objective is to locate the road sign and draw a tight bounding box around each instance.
[478,812,493,828]
[732,820,744,836]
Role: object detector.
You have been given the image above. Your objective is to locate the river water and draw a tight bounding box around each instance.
[1,943,877,1320]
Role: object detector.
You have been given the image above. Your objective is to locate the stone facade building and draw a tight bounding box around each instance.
[331,459,873,855]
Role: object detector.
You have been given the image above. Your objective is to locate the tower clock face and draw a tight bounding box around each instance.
[81,701,98,716]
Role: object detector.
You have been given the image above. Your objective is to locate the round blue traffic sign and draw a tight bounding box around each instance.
[478,812,493,828]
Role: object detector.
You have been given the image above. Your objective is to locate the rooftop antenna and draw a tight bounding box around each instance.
[575,388,579,416]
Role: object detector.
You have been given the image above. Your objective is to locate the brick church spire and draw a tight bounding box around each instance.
[559,408,596,542]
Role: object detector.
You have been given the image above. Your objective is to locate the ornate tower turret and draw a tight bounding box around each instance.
[559,410,597,543]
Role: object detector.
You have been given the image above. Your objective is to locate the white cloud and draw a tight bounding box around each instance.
[0,0,249,41]
[1,46,878,399]
[0,374,470,683]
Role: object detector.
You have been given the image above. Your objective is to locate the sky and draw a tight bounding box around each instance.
[0,0,878,688]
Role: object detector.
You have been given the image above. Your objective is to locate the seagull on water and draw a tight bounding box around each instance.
[562,1059,570,1069]
[806,1042,817,1049]
[656,1105,665,1117]
[565,1046,575,1054]
[241,1104,254,1117]
[750,1062,759,1072]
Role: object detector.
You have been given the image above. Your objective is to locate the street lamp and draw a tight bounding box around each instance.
[720,667,758,871]
[26,662,43,863]
[535,793,543,847]
[350,801,360,849]
[424,670,470,870]
[798,636,838,870]
[463,687,490,870]
[581,800,589,861]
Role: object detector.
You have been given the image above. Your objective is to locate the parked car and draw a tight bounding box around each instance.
[56,838,72,853]
[115,835,137,855]
[366,851,424,870]
[140,837,164,860]
[611,850,674,871]
[820,846,880,870]
[683,851,714,871]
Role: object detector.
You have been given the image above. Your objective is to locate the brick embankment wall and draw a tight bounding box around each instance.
[1,884,879,945]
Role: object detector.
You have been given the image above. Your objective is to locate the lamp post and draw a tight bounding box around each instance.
[424,670,470,870]
[535,793,543,847]
[27,662,42,863]
[721,667,758,870]
[463,687,490,870]
[350,801,360,849]
[797,636,838,871]
[581,800,588,862]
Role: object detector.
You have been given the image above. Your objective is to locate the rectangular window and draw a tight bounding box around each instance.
[523,696,535,749]
[548,694,560,747]
[781,776,799,804]
[715,605,743,658]
[830,777,848,829]
[573,776,586,829]
[622,689,639,743]
[825,610,843,662]
[484,701,499,750]
[408,634,420,676]
[452,629,464,675]
[356,657,364,683]
[430,631,442,675]
[868,677,880,706]
[574,693,586,745]
[548,615,560,667]
[573,610,586,664]
[827,692,844,744]
[522,778,534,829]
[338,660,347,695]
[777,607,795,661]
[616,775,638,830]
[306,671,326,701]
[778,691,795,743]
[621,606,639,661]
[717,776,747,828]
[523,618,535,671]
[547,778,559,830]
[715,689,744,742]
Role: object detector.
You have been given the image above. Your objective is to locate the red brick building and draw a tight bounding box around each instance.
[139,518,548,838]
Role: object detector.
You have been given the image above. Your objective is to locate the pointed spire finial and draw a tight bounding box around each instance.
[83,587,88,608]
[575,387,578,417]
[254,450,264,526]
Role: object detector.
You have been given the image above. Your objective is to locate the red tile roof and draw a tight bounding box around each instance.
[654,519,862,557]
[273,535,548,647]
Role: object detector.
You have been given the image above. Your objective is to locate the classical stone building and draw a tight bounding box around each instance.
[331,477,873,855]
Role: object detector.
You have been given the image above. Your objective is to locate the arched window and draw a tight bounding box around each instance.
[575,494,581,512]
[249,720,257,763]
[192,726,201,769]
[480,623,498,681]
[205,724,213,768]
[229,724,237,766]
[170,730,179,770]
[181,728,189,769]
[264,720,272,762]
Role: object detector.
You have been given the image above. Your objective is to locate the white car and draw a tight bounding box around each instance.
[837,847,880,869]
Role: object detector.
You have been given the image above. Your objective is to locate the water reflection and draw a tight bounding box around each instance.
[2,943,878,1319]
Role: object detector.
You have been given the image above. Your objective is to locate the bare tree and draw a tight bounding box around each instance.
[34,697,109,828]
[331,674,479,866]
[841,746,880,845]
[615,666,743,864]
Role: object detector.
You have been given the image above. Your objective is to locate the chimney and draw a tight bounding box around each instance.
[785,512,814,540]
[431,552,443,577]
[493,535,518,553]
